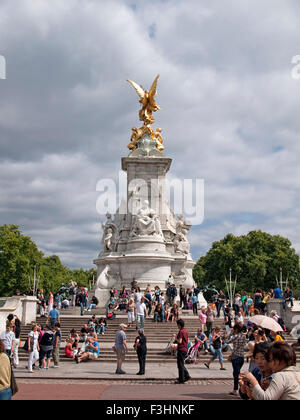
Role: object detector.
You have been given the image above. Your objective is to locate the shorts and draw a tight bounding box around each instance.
[116,347,126,361]
[88,352,99,360]
[40,348,52,360]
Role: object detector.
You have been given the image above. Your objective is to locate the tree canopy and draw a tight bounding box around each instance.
[0,225,96,296]
[193,230,300,295]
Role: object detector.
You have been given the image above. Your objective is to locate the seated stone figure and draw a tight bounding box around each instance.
[130,200,163,238]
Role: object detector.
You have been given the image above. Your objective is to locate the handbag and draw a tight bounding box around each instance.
[10,366,19,396]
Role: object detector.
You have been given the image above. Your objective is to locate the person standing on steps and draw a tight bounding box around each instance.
[114,324,128,374]
[52,323,61,368]
[179,285,186,309]
[27,324,40,373]
[39,324,54,370]
[175,319,191,384]
[134,329,147,375]
[48,304,60,329]
[78,290,87,316]
[135,297,147,330]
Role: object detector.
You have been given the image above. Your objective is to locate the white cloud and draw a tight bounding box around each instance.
[0,0,299,267]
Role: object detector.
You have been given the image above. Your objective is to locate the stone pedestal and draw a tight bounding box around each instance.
[93,135,197,306]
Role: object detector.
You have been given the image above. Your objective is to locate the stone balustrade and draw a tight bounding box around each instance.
[0,296,37,331]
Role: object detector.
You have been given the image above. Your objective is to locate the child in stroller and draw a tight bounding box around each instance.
[185,329,208,364]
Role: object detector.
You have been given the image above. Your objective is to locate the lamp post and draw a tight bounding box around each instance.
[225,267,237,308]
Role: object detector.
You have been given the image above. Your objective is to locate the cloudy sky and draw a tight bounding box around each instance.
[0,0,300,268]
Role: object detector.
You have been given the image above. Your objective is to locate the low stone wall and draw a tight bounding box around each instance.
[266,298,300,330]
[0,296,38,331]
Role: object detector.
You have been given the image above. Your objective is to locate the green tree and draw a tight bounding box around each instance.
[0,225,44,295]
[0,225,98,297]
[193,230,300,294]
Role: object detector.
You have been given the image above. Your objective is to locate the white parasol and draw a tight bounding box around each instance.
[249,315,283,332]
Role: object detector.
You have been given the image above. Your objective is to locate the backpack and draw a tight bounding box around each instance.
[40,331,54,347]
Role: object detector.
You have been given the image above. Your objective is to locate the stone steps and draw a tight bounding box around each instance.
[17,314,299,364]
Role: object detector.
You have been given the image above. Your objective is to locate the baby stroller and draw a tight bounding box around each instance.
[185,341,201,364]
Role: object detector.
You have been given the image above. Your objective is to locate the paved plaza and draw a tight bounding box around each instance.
[13,381,237,400]
[12,359,245,400]
[13,360,240,381]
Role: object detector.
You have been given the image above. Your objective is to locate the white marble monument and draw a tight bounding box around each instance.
[92,76,200,306]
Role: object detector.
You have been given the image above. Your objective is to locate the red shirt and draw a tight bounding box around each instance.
[177,328,189,352]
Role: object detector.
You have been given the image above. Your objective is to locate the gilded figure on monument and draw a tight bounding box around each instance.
[127,74,164,151]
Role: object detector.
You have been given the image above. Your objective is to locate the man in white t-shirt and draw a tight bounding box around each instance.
[134,288,143,304]
[0,324,15,357]
[135,297,147,330]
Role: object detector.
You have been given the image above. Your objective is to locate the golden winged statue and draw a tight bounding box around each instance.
[127,74,164,151]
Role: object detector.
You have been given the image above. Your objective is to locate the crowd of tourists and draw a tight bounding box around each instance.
[1,281,300,400]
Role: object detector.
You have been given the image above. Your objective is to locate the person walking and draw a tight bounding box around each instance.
[114,324,128,374]
[52,323,62,368]
[191,293,198,315]
[224,307,233,335]
[47,292,54,314]
[126,298,135,328]
[206,304,216,337]
[179,286,186,309]
[12,316,21,368]
[134,287,143,304]
[47,305,60,329]
[144,290,152,316]
[204,327,226,371]
[170,284,178,305]
[0,339,12,400]
[78,290,87,316]
[134,329,147,375]
[27,324,40,373]
[175,319,191,384]
[135,297,147,330]
[226,324,247,396]
[198,306,207,332]
[166,284,172,305]
[216,290,226,318]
